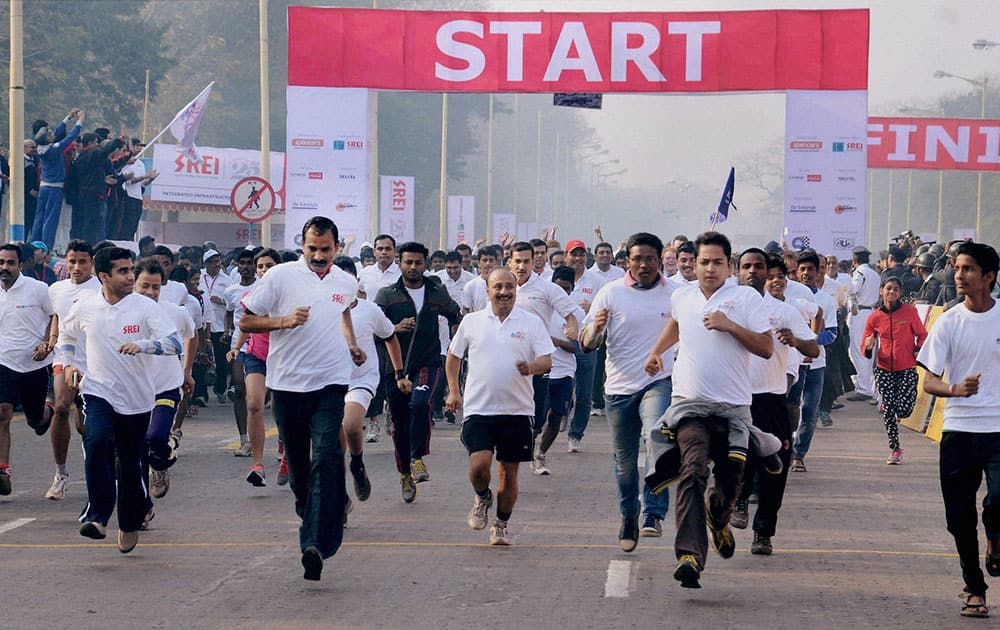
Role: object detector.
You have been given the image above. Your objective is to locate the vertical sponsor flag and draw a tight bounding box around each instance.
[710,167,736,227]
[379,176,415,243]
[447,195,476,249]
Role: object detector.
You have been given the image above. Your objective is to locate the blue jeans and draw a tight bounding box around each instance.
[606,377,672,521]
[388,365,439,473]
[271,384,348,558]
[568,348,598,441]
[792,367,825,460]
[80,395,151,532]
[32,186,63,249]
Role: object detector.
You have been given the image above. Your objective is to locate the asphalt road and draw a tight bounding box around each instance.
[0,397,981,629]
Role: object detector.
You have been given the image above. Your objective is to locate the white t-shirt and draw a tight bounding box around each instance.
[160,280,189,307]
[583,275,675,396]
[570,269,606,312]
[240,258,358,392]
[434,269,475,305]
[121,160,145,200]
[671,283,771,406]
[0,274,54,372]
[917,300,1000,433]
[515,272,581,328]
[591,264,625,284]
[185,294,205,329]
[153,301,196,394]
[49,276,101,371]
[199,271,233,333]
[405,285,425,315]
[549,312,577,380]
[60,292,177,414]
[359,262,401,299]
[851,264,882,308]
[667,274,698,290]
[807,286,837,370]
[225,281,256,350]
[751,292,817,395]
[462,275,489,312]
[449,306,555,418]
[349,299,396,393]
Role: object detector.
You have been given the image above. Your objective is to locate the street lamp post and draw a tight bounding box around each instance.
[590,159,620,227]
[934,70,988,240]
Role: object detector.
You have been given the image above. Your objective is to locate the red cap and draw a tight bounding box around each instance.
[565,240,587,253]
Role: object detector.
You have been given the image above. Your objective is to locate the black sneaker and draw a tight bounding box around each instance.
[301,546,323,581]
[350,458,371,501]
[0,469,10,496]
[750,532,773,555]
[673,555,702,588]
[445,411,456,424]
[730,499,749,530]
[639,514,662,537]
[619,515,639,552]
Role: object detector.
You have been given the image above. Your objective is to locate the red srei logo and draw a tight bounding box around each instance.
[123,325,141,334]
[331,294,346,304]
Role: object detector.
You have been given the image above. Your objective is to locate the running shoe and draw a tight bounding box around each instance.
[0,468,10,496]
[150,469,170,498]
[118,530,138,554]
[350,458,371,501]
[846,392,871,402]
[639,515,662,538]
[673,555,702,588]
[79,521,107,539]
[567,438,582,453]
[45,473,70,501]
[301,545,323,581]
[401,473,417,503]
[234,442,253,457]
[365,422,382,443]
[216,392,228,405]
[276,456,289,486]
[707,511,736,559]
[619,514,639,552]
[226,386,236,402]
[887,448,903,465]
[489,520,512,546]
[410,459,430,483]
[531,451,550,476]
[467,490,493,530]
[750,532,773,555]
[591,408,606,417]
[246,464,266,487]
[140,509,155,531]
[730,499,749,530]
[445,411,456,424]
[819,411,833,427]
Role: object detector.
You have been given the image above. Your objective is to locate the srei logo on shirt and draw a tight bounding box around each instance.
[331,294,346,304]
[510,331,526,340]
[123,325,141,334]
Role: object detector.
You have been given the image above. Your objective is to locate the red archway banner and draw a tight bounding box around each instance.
[867,117,1000,171]
[287,8,869,93]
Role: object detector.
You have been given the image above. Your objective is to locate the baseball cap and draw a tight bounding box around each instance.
[202,249,221,262]
[565,240,587,253]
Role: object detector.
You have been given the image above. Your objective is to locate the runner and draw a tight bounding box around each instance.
[59,247,180,553]
[580,232,675,549]
[373,242,461,502]
[563,240,606,452]
[668,240,697,288]
[224,248,256,457]
[0,243,55,496]
[44,240,101,500]
[240,216,365,580]
[461,246,499,314]
[446,268,554,545]
[916,242,1000,619]
[199,249,234,404]
[151,245,189,306]
[588,241,624,419]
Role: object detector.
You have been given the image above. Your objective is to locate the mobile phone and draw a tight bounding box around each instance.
[71,371,79,388]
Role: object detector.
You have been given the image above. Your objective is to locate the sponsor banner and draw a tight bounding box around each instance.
[285,86,372,248]
[783,90,868,259]
[492,213,517,241]
[151,144,285,207]
[867,117,1000,171]
[447,196,476,250]
[287,8,868,92]
[379,176,415,243]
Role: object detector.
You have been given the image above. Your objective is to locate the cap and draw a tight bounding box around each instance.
[131,137,145,147]
[764,240,782,255]
[915,253,936,269]
[30,240,48,254]
[851,246,870,256]
[202,249,221,262]
[565,240,587,253]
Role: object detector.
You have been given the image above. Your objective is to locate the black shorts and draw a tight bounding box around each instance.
[461,415,534,462]
[0,364,49,423]
[548,376,574,417]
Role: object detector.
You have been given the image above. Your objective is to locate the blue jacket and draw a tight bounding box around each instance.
[38,120,81,186]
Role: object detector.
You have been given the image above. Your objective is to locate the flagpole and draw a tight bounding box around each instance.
[258,0,272,248]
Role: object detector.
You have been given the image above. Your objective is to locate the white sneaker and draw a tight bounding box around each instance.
[531,451,550,476]
[365,422,381,443]
[45,473,70,500]
[234,442,253,457]
[150,469,170,499]
[467,491,493,530]
[591,408,606,417]
[489,520,512,546]
[567,438,582,453]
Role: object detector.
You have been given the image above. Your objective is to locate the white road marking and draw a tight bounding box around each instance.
[0,518,35,535]
[604,559,634,598]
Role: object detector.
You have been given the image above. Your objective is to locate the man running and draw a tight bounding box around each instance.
[588,241,623,419]
[240,216,365,580]
[461,246,499,314]
[447,268,554,545]
[0,243,55,495]
[199,249,233,404]
[224,248,256,456]
[563,240,606,452]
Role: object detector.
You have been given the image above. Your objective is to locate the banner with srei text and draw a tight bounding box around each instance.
[287,8,868,93]
[151,144,285,207]
[783,90,868,259]
[867,117,1000,171]
[379,176,415,243]
[285,87,371,249]
[447,196,476,249]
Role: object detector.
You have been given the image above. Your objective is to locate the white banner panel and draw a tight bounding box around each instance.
[285,86,371,248]
[517,222,538,241]
[492,213,517,241]
[151,144,285,207]
[447,196,476,250]
[379,176,414,243]
[783,90,868,260]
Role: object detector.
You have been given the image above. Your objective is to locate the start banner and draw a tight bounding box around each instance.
[287,7,868,92]
[867,117,1000,172]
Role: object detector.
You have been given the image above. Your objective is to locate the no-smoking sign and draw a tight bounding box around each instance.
[231,176,276,223]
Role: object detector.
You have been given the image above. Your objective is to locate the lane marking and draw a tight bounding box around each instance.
[223,428,279,450]
[604,559,633,598]
[0,518,35,535]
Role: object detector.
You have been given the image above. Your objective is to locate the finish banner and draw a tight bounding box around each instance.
[867,117,1000,172]
[287,7,868,92]
[379,176,415,243]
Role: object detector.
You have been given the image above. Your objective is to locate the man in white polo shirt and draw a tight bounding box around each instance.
[588,241,624,420]
[240,216,365,581]
[461,246,499,314]
[199,248,233,404]
[446,268,554,546]
[563,240,606,452]
[358,234,401,297]
[0,243,55,495]
[581,233,674,551]
[917,242,1000,619]
[435,251,475,303]
[59,247,181,554]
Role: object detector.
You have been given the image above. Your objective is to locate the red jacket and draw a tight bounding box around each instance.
[861,302,928,372]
